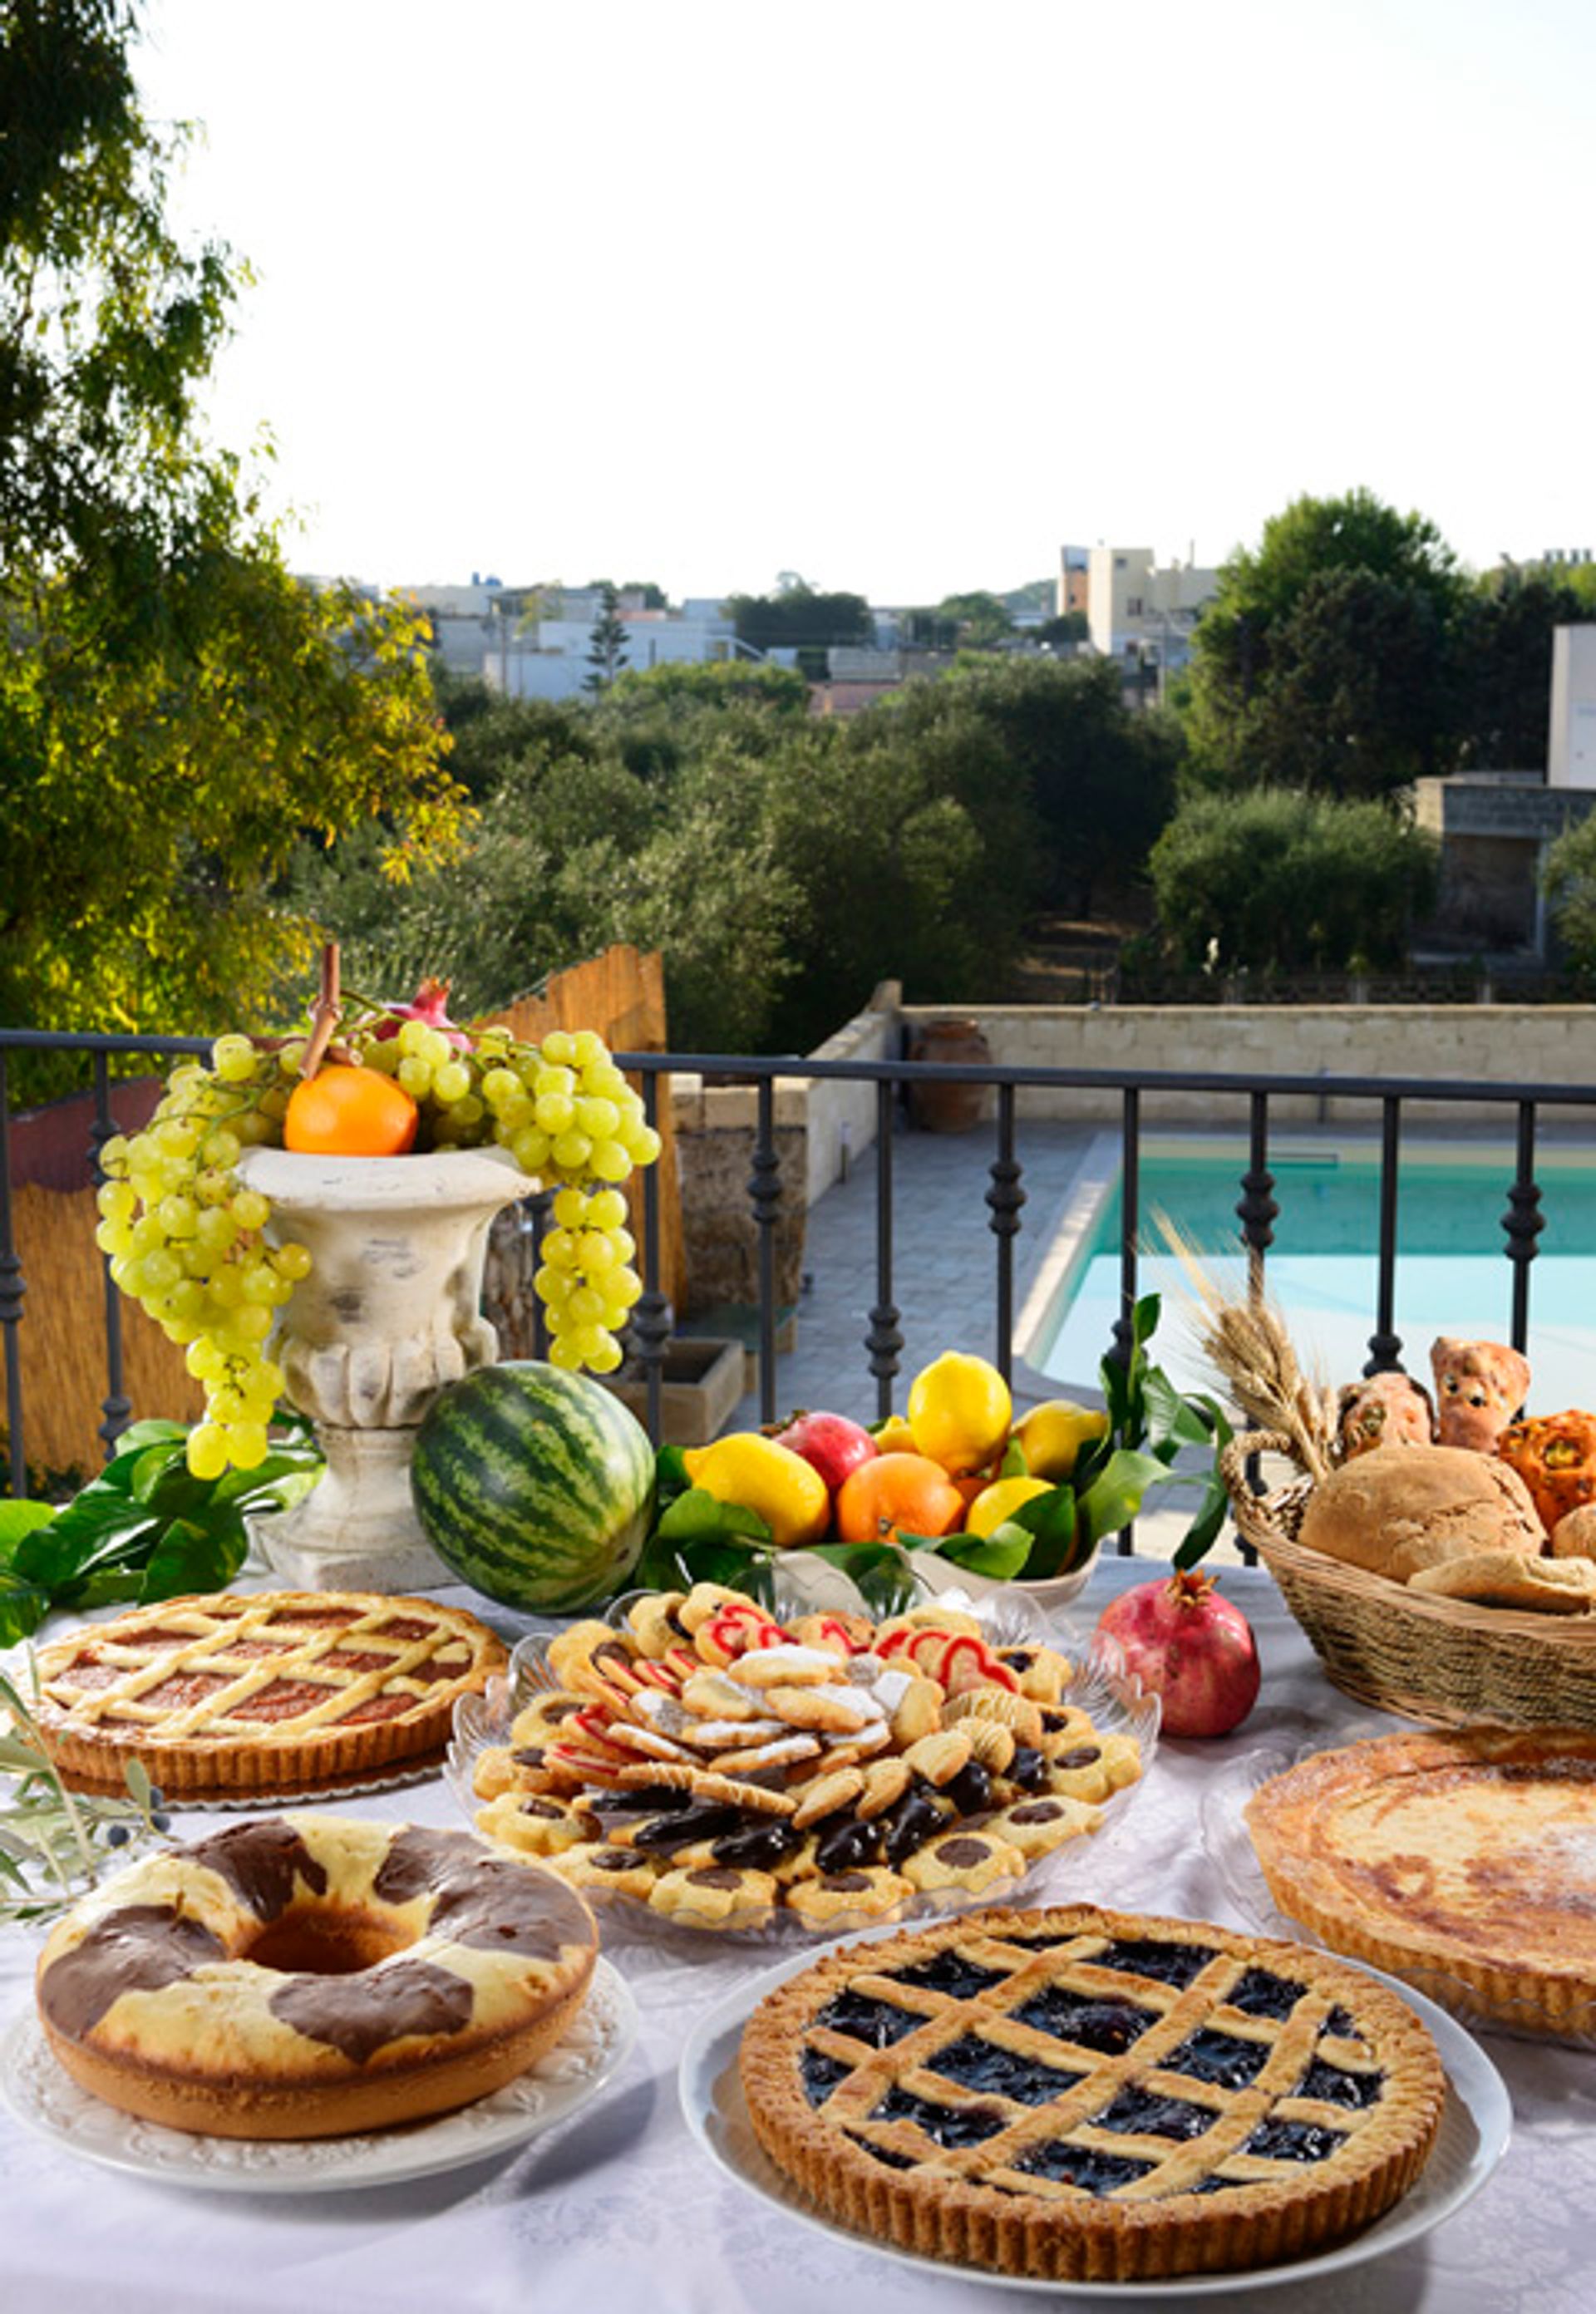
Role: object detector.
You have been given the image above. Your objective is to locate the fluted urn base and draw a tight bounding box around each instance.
[234,1145,528,1593]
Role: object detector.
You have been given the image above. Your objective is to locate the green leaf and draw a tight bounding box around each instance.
[998,1435,1029,1479]
[0,1573,52,1648]
[656,1487,773,1548]
[1002,1483,1086,1579]
[15,1498,160,1588]
[123,1758,153,1812]
[108,1420,190,1457]
[138,1513,249,1603]
[653,1444,692,1508]
[1077,1449,1173,1551]
[1172,1470,1233,1569]
[933,1526,1036,1582]
[0,1501,57,1566]
[129,1440,190,1504]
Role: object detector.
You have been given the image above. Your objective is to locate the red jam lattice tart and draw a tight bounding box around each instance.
[471,1583,1137,1928]
[738,1903,1446,2282]
[35,1815,597,2138]
[32,1591,507,1796]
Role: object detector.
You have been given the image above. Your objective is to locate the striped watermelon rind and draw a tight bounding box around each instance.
[411,1361,657,1612]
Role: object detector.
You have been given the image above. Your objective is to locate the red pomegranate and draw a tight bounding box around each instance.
[372,977,471,1051]
[1094,1569,1260,1739]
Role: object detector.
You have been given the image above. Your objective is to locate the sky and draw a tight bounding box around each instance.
[135,0,1595,606]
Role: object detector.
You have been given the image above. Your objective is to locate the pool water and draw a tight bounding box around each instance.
[1033,1138,1596,1410]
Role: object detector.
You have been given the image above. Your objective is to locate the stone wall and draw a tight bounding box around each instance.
[669,1078,808,1317]
[899,1004,1596,1125]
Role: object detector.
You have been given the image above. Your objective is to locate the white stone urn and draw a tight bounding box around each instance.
[234,1145,528,1592]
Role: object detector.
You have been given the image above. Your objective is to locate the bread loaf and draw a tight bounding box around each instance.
[1297,1444,1544,1583]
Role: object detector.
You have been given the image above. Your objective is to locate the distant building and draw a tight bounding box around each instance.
[388,581,756,700]
[1056,546,1089,619]
[1083,545,1219,677]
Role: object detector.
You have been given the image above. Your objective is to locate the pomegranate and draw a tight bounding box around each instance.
[770,1409,879,1497]
[1094,1569,1260,1739]
[372,977,471,1051]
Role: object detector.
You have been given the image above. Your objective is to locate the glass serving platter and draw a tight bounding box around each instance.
[447,1559,1159,1944]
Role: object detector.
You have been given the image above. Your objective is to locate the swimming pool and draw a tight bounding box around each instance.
[1024,1135,1596,1409]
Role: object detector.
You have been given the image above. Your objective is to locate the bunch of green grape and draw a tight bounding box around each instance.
[97,1015,661,1479]
[354,1017,660,1374]
[96,1036,310,1480]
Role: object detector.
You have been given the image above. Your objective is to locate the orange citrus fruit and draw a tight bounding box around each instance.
[835,1452,965,1546]
[962,1475,1056,1539]
[284,1066,419,1156]
[907,1351,1012,1475]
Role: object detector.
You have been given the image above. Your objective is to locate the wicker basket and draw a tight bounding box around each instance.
[1221,1430,1596,1731]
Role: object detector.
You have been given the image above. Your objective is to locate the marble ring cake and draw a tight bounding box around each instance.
[31,1591,507,1796]
[739,1903,1446,2282]
[34,1816,597,2137]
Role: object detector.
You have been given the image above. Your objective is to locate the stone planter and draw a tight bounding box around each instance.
[234,1145,528,1592]
[602,1337,743,1449]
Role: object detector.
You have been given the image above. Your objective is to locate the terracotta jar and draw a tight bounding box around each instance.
[907,1017,993,1132]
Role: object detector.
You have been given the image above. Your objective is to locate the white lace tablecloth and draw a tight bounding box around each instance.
[4,1558,1593,2314]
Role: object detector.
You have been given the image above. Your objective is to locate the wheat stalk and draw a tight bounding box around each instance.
[1152,1214,1337,1483]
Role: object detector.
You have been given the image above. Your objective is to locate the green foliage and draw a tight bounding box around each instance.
[0,1417,323,1647]
[1542,810,1596,974]
[0,0,464,1055]
[1454,574,1593,769]
[584,581,630,692]
[726,577,873,653]
[1185,490,1466,792]
[1149,789,1439,972]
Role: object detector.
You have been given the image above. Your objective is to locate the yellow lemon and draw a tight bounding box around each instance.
[907,1351,1012,1475]
[871,1414,919,1455]
[680,1432,830,1548]
[1013,1399,1111,1481]
[963,1475,1057,1539]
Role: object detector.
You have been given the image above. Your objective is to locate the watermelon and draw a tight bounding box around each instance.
[411,1361,656,1612]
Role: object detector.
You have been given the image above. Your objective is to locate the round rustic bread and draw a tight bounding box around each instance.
[1297,1442,1544,1582]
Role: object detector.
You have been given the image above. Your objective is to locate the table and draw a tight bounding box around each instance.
[3,1559,1592,2314]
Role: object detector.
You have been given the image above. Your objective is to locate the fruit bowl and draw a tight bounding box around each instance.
[446,1567,1157,1944]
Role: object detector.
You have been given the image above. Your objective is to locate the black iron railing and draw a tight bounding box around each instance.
[3,1029,1592,1556]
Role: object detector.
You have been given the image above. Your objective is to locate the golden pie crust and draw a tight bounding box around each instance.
[30,1591,507,1796]
[739,1903,1446,2282]
[1246,1726,1596,2036]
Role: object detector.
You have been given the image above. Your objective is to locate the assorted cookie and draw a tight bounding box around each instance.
[471,1582,1135,1928]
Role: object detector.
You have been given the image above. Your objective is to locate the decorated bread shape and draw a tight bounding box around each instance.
[1550,1503,1596,1562]
[1336,1372,1435,1460]
[1296,1443,1544,1580]
[34,1816,595,2137]
[1498,1411,1596,1535]
[1429,1337,1530,1451]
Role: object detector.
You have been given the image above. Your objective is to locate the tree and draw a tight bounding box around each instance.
[0,0,462,1047]
[1453,574,1593,769]
[888,656,1180,915]
[1539,809,1596,975]
[1149,790,1438,973]
[583,582,629,692]
[934,591,1014,649]
[725,578,874,657]
[1185,490,1466,791]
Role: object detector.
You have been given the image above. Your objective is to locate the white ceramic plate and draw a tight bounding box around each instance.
[677,1928,1511,2299]
[446,1571,1157,1942]
[2,1957,637,2194]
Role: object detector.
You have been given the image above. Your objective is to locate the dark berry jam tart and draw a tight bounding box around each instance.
[739,1903,1446,2282]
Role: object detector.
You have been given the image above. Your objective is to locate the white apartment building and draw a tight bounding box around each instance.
[387,581,751,701]
[1061,545,1219,676]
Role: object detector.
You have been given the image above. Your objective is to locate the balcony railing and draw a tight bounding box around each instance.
[3,1029,1591,1557]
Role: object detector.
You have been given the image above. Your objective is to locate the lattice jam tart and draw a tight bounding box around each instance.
[32,1592,507,1797]
[739,1903,1446,2282]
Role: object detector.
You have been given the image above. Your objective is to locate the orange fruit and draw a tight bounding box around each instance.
[284,1066,419,1156]
[835,1452,964,1546]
